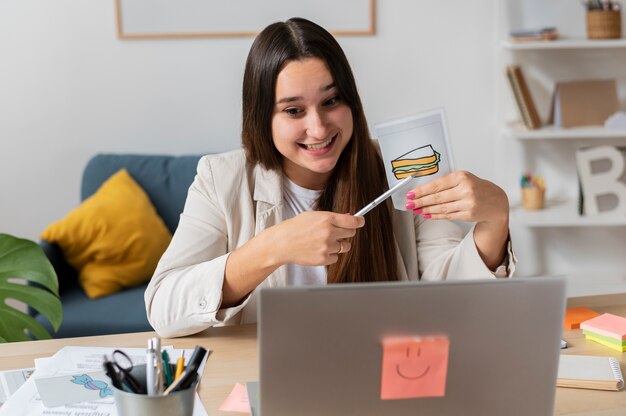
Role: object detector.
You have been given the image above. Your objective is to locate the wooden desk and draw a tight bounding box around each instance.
[556,294,626,416]
[1,295,626,415]
[0,324,257,415]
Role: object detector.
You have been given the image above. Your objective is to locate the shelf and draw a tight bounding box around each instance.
[502,38,626,50]
[503,125,626,140]
[511,199,626,227]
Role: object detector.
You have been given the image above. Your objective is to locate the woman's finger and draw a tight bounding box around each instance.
[407,186,463,210]
[334,239,352,255]
[406,171,468,200]
[416,200,468,216]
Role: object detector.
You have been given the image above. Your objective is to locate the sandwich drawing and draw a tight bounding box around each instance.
[391,145,441,179]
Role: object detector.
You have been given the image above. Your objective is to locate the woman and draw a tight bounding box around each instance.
[145,18,515,338]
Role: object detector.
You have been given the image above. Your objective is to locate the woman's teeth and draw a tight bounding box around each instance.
[304,137,333,151]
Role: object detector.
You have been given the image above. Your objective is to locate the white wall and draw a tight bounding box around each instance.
[0,0,498,242]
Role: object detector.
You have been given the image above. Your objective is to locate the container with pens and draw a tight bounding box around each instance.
[521,172,545,210]
[583,0,622,39]
[102,338,207,416]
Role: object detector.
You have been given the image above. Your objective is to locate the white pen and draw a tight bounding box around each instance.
[355,174,417,216]
[146,337,164,396]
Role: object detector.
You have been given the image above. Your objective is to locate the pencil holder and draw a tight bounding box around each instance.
[111,364,198,416]
[521,188,545,210]
[586,10,622,39]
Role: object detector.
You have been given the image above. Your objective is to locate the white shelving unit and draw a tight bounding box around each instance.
[511,199,626,227]
[503,125,626,141]
[503,38,626,50]
[498,0,626,295]
[501,42,626,228]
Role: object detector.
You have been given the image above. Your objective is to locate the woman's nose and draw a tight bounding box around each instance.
[305,110,329,139]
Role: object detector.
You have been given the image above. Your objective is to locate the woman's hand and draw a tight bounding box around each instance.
[222,212,364,307]
[405,171,509,226]
[268,211,365,267]
[405,171,510,270]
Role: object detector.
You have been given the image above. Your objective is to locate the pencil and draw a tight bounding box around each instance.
[175,351,185,381]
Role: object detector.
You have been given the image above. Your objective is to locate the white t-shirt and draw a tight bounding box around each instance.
[282,178,326,286]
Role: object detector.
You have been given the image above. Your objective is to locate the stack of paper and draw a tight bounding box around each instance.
[0,368,34,407]
[580,313,626,352]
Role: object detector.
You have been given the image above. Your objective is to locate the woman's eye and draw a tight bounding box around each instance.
[324,96,339,106]
[284,107,302,116]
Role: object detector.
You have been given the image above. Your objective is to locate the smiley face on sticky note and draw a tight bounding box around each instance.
[380,335,449,400]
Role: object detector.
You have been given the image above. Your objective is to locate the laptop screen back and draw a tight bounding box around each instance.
[259,277,566,416]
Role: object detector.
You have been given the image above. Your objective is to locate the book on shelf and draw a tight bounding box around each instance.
[549,80,619,128]
[509,27,559,42]
[505,65,541,130]
[577,177,584,216]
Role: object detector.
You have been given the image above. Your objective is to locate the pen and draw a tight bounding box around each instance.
[163,346,207,395]
[175,351,185,381]
[154,338,164,395]
[355,174,417,216]
[146,338,164,396]
[162,350,173,387]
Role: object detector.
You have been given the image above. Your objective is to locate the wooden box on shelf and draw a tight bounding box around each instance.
[586,10,622,39]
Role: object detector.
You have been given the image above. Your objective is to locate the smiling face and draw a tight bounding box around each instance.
[271,57,353,190]
[395,345,431,380]
[380,336,450,400]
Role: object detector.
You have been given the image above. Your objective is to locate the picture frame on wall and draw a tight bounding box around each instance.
[115,0,376,39]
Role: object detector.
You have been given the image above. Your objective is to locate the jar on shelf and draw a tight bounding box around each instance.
[586,10,622,39]
[521,187,545,210]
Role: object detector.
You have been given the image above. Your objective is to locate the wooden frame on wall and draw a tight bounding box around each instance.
[115,0,376,39]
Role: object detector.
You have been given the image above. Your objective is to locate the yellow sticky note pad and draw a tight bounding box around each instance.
[585,334,626,352]
[380,335,450,400]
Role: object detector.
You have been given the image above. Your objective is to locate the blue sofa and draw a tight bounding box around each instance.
[38,153,203,338]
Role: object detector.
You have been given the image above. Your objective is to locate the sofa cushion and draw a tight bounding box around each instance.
[82,154,202,234]
[41,169,172,299]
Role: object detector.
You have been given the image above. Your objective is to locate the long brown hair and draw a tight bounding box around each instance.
[241,17,399,283]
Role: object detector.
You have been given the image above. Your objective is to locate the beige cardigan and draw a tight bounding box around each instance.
[145,150,515,338]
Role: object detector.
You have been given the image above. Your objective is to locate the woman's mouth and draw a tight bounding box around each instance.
[299,134,337,151]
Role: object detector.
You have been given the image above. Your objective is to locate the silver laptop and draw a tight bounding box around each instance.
[258,277,566,416]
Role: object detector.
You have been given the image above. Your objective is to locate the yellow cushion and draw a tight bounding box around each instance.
[41,169,172,299]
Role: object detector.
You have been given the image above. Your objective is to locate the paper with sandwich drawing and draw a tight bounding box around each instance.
[375,108,455,211]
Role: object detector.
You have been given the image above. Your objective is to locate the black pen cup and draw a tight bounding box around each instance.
[110,364,199,416]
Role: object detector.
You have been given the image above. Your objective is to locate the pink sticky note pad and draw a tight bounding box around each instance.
[219,383,251,413]
[580,313,626,340]
[381,335,449,400]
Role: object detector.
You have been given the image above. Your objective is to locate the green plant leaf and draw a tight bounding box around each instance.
[0,233,62,342]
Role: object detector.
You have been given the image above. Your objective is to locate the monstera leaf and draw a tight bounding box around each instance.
[0,233,62,342]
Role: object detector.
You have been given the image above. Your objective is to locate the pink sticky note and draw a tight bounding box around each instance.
[380,335,449,400]
[580,313,626,340]
[218,383,250,413]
